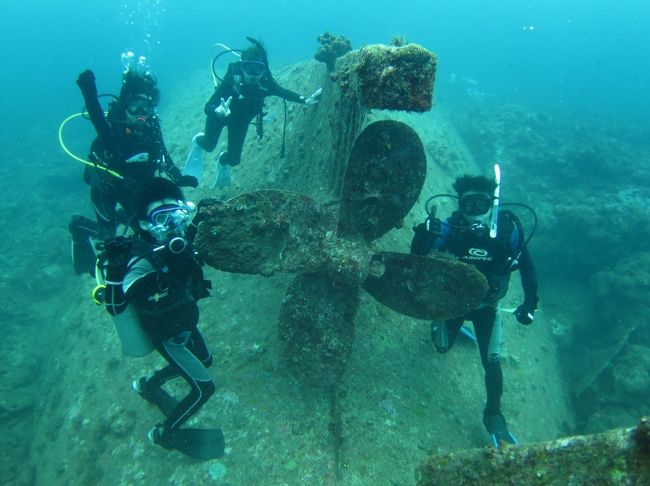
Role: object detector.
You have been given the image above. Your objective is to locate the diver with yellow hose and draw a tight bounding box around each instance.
[69,53,198,275]
[411,168,539,448]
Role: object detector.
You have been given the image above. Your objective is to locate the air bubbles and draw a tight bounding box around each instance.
[120,0,165,54]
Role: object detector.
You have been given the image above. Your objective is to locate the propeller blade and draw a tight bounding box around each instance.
[362,252,488,320]
[195,190,373,284]
[338,120,426,242]
[195,190,336,275]
[278,273,359,387]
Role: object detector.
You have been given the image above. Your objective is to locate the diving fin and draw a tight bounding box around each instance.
[212,154,231,189]
[490,430,519,448]
[69,215,98,276]
[183,133,205,181]
[133,379,180,417]
[484,411,518,448]
[172,428,225,460]
[431,321,449,353]
[459,325,478,343]
[71,237,97,276]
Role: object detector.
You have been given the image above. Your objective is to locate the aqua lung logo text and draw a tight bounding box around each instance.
[463,248,493,262]
[148,290,169,302]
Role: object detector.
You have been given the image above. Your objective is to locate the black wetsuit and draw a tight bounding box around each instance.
[119,240,214,435]
[411,210,538,416]
[196,62,305,166]
[86,118,185,239]
[78,81,185,240]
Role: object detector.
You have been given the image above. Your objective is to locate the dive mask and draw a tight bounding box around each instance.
[241,60,266,77]
[460,193,492,216]
[146,200,196,244]
[126,94,153,119]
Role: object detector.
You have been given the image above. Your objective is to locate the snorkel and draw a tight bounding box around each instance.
[489,163,501,238]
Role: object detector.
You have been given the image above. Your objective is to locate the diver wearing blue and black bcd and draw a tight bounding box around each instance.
[411,170,538,447]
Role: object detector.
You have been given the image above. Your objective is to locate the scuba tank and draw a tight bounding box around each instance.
[111,305,154,358]
[94,237,154,358]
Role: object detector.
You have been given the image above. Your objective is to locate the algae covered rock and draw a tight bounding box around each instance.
[571,252,650,424]
[314,32,352,72]
[612,345,650,399]
[336,43,437,112]
[590,251,650,304]
[417,418,650,485]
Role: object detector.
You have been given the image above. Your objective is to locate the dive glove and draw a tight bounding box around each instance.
[413,218,442,236]
[215,97,232,118]
[76,69,98,96]
[425,217,442,235]
[101,236,132,266]
[514,302,537,325]
[304,88,322,105]
[411,219,441,256]
[413,222,428,236]
[176,175,199,188]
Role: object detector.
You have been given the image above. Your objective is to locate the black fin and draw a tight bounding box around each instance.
[172,428,225,460]
[71,237,97,276]
[69,215,99,276]
[141,385,180,417]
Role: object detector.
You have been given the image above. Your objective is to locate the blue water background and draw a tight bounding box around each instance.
[0,2,647,472]
[0,0,647,174]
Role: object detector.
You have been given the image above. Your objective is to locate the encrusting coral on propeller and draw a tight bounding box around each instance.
[314,32,352,72]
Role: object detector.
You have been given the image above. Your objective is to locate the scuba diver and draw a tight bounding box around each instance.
[184,37,322,188]
[100,176,223,459]
[411,167,538,447]
[70,53,197,275]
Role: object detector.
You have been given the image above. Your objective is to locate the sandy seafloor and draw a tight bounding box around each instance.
[2,57,649,485]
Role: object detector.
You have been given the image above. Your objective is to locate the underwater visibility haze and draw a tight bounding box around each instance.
[0,0,649,484]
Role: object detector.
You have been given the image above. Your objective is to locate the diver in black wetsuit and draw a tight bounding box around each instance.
[411,173,538,447]
[75,56,197,241]
[184,37,321,188]
[102,177,218,454]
